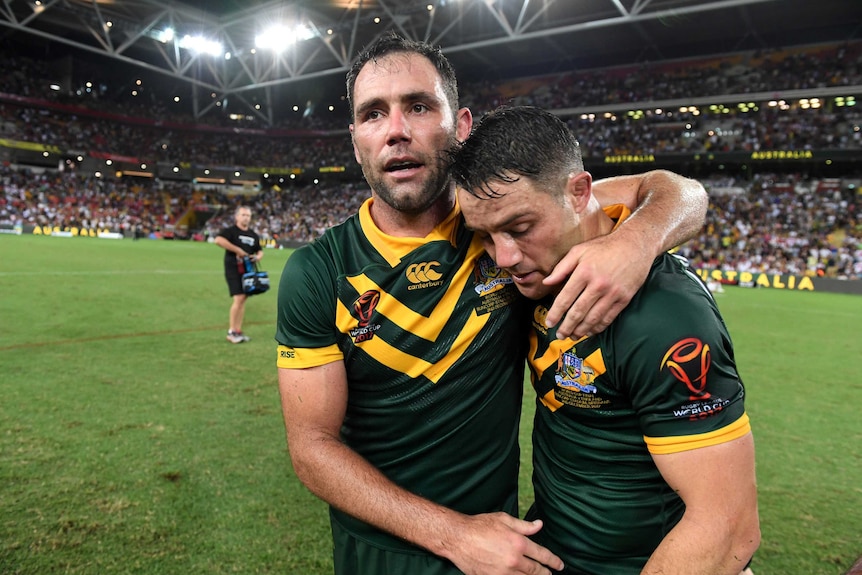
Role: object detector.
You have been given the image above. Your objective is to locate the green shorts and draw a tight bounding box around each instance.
[331,516,464,575]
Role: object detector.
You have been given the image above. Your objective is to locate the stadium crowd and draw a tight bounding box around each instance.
[0,39,859,280]
[201,181,368,244]
[1,40,861,169]
[462,42,862,112]
[0,165,188,237]
[677,174,860,280]
[1,165,859,280]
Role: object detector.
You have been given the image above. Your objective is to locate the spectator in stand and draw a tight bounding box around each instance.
[214,205,263,344]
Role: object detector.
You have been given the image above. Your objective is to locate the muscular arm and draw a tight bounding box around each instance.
[278,363,564,575]
[642,433,761,575]
[544,169,707,339]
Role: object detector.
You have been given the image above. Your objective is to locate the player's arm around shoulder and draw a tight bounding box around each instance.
[545,170,707,340]
[591,170,707,247]
[643,432,760,575]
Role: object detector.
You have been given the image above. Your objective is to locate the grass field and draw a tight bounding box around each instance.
[1,234,860,575]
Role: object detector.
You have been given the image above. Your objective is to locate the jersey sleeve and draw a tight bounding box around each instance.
[275,243,344,369]
[611,267,749,455]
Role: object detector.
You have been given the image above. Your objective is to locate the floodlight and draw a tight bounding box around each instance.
[178,34,223,57]
[255,24,315,53]
[157,28,175,43]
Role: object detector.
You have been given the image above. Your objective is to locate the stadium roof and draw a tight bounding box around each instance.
[2,0,860,123]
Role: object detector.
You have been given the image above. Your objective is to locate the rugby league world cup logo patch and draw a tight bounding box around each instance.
[660,337,712,401]
[350,290,381,343]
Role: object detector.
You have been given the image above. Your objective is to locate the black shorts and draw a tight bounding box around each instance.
[224,259,245,296]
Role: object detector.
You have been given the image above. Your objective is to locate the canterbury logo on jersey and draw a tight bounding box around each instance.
[406,261,444,289]
[532,305,549,335]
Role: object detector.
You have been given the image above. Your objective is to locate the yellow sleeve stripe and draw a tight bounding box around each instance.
[644,413,751,455]
[277,344,342,369]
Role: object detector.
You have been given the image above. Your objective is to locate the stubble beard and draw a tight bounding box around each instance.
[363,146,454,216]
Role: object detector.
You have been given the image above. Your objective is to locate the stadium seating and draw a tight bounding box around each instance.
[0,40,859,279]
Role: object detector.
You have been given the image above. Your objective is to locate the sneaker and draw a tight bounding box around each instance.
[238,332,251,342]
[226,330,245,344]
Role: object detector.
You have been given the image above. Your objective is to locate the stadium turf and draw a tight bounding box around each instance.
[1,234,860,574]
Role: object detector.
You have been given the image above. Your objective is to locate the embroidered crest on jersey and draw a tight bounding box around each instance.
[349,290,382,343]
[405,261,444,290]
[473,254,513,296]
[472,254,517,315]
[554,350,597,394]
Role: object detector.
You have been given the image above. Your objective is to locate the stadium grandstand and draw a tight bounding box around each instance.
[0,0,860,280]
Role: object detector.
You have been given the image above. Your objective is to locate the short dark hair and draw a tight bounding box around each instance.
[450,106,583,199]
[345,32,460,122]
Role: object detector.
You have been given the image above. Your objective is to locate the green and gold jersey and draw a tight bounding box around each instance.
[526,246,750,574]
[276,198,527,553]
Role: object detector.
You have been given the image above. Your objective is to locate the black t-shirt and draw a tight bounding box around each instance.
[217,224,261,265]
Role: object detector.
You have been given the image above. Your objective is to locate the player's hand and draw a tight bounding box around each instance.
[543,231,652,340]
[446,512,564,575]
